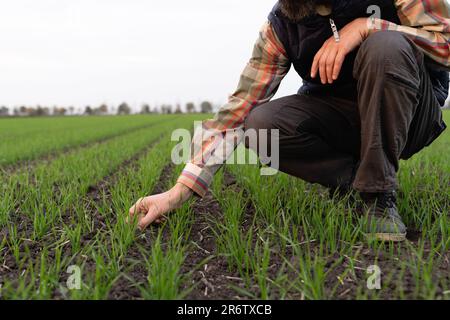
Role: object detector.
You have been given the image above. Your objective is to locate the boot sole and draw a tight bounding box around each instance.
[364,232,407,242]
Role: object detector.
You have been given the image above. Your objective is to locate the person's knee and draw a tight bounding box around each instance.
[358,31,410,60]
[354,31,418,76]
[244,106,276,150]
[244,105,276,132]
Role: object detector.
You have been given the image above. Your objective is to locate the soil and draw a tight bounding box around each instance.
[74,184,450,300]
[1,148,449,299]
[0,136,163,298]
[321,239,450,299]
[107,167,252,300]
[107,163,176,300]
[179,171,252,300]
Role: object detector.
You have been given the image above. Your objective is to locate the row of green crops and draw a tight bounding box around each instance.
[1,116,180,229]
[0,112,448,299]
[0,115,179,165]
[68,139,196,299]
[0,115,204,299]
[209,118,449,299]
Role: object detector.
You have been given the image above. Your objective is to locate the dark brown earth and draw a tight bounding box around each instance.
[57,137,168,298]
[1,146,449,299]
[107,168,258,300]
[107,163,176,300]
[320,239,450,299]
[179,171,253,300]
[0,136,164,298]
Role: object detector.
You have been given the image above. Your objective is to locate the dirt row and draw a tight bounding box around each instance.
[106,163,176,299]
[54,136,169,298]
[0,135,164,298]
[93,165,450,300]
[179,171,254,299]
[107,166,251,299]
[2,137,448,299]
[194,174,450,300]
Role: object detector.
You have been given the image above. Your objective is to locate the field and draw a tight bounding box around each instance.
[0,112,449,300]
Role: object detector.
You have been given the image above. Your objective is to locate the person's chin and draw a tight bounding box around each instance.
[279,0,319,22]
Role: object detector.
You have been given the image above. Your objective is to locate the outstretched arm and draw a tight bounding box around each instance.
[129,22,290,229]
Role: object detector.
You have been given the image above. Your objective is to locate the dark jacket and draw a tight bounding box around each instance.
[268,0,449,106]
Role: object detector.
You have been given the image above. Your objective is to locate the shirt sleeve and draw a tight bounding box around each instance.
[369,0,450,68]
[176,22,290,197]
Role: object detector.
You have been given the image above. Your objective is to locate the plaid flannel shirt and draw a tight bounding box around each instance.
[178,0,450,197]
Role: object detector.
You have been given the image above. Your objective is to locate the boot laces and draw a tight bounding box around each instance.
[376,193,396,211]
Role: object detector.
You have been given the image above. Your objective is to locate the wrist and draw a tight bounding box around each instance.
[173,182,193,198]
[166,183,193,210]
[359,17,370,38]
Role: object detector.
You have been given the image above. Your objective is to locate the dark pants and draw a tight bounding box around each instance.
[244,31,447,193]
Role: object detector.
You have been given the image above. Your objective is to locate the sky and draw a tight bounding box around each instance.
[0,0,301,112]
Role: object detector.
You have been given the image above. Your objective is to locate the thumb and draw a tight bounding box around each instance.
[129,197,145,217]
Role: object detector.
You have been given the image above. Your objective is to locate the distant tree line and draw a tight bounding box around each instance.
[2,98,449,118]
[0,101,216,117]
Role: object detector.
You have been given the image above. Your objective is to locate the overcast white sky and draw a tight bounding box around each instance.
[0,0,301,111]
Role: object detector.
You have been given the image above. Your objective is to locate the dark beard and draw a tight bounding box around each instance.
[279,0,328,22]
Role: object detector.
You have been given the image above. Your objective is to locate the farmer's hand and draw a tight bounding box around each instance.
[311,18,370,84]
[129,183,193,230]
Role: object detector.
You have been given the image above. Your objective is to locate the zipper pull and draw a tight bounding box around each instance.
[329,18,340,43]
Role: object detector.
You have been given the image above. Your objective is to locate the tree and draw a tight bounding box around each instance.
[53,107,67,116]
[174,104,182,114]
[19,106,27,116]
[117,102,131,115]
[84,106,93,115]
[26,107,35,116]
[141,104,151,114]
[97,104,108,115]
[161,104,173,114]
[30,106,50,117]
[186,102,196,113]
[200,101,213,113]
[37,106,50,116]
[0,106,8,116]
